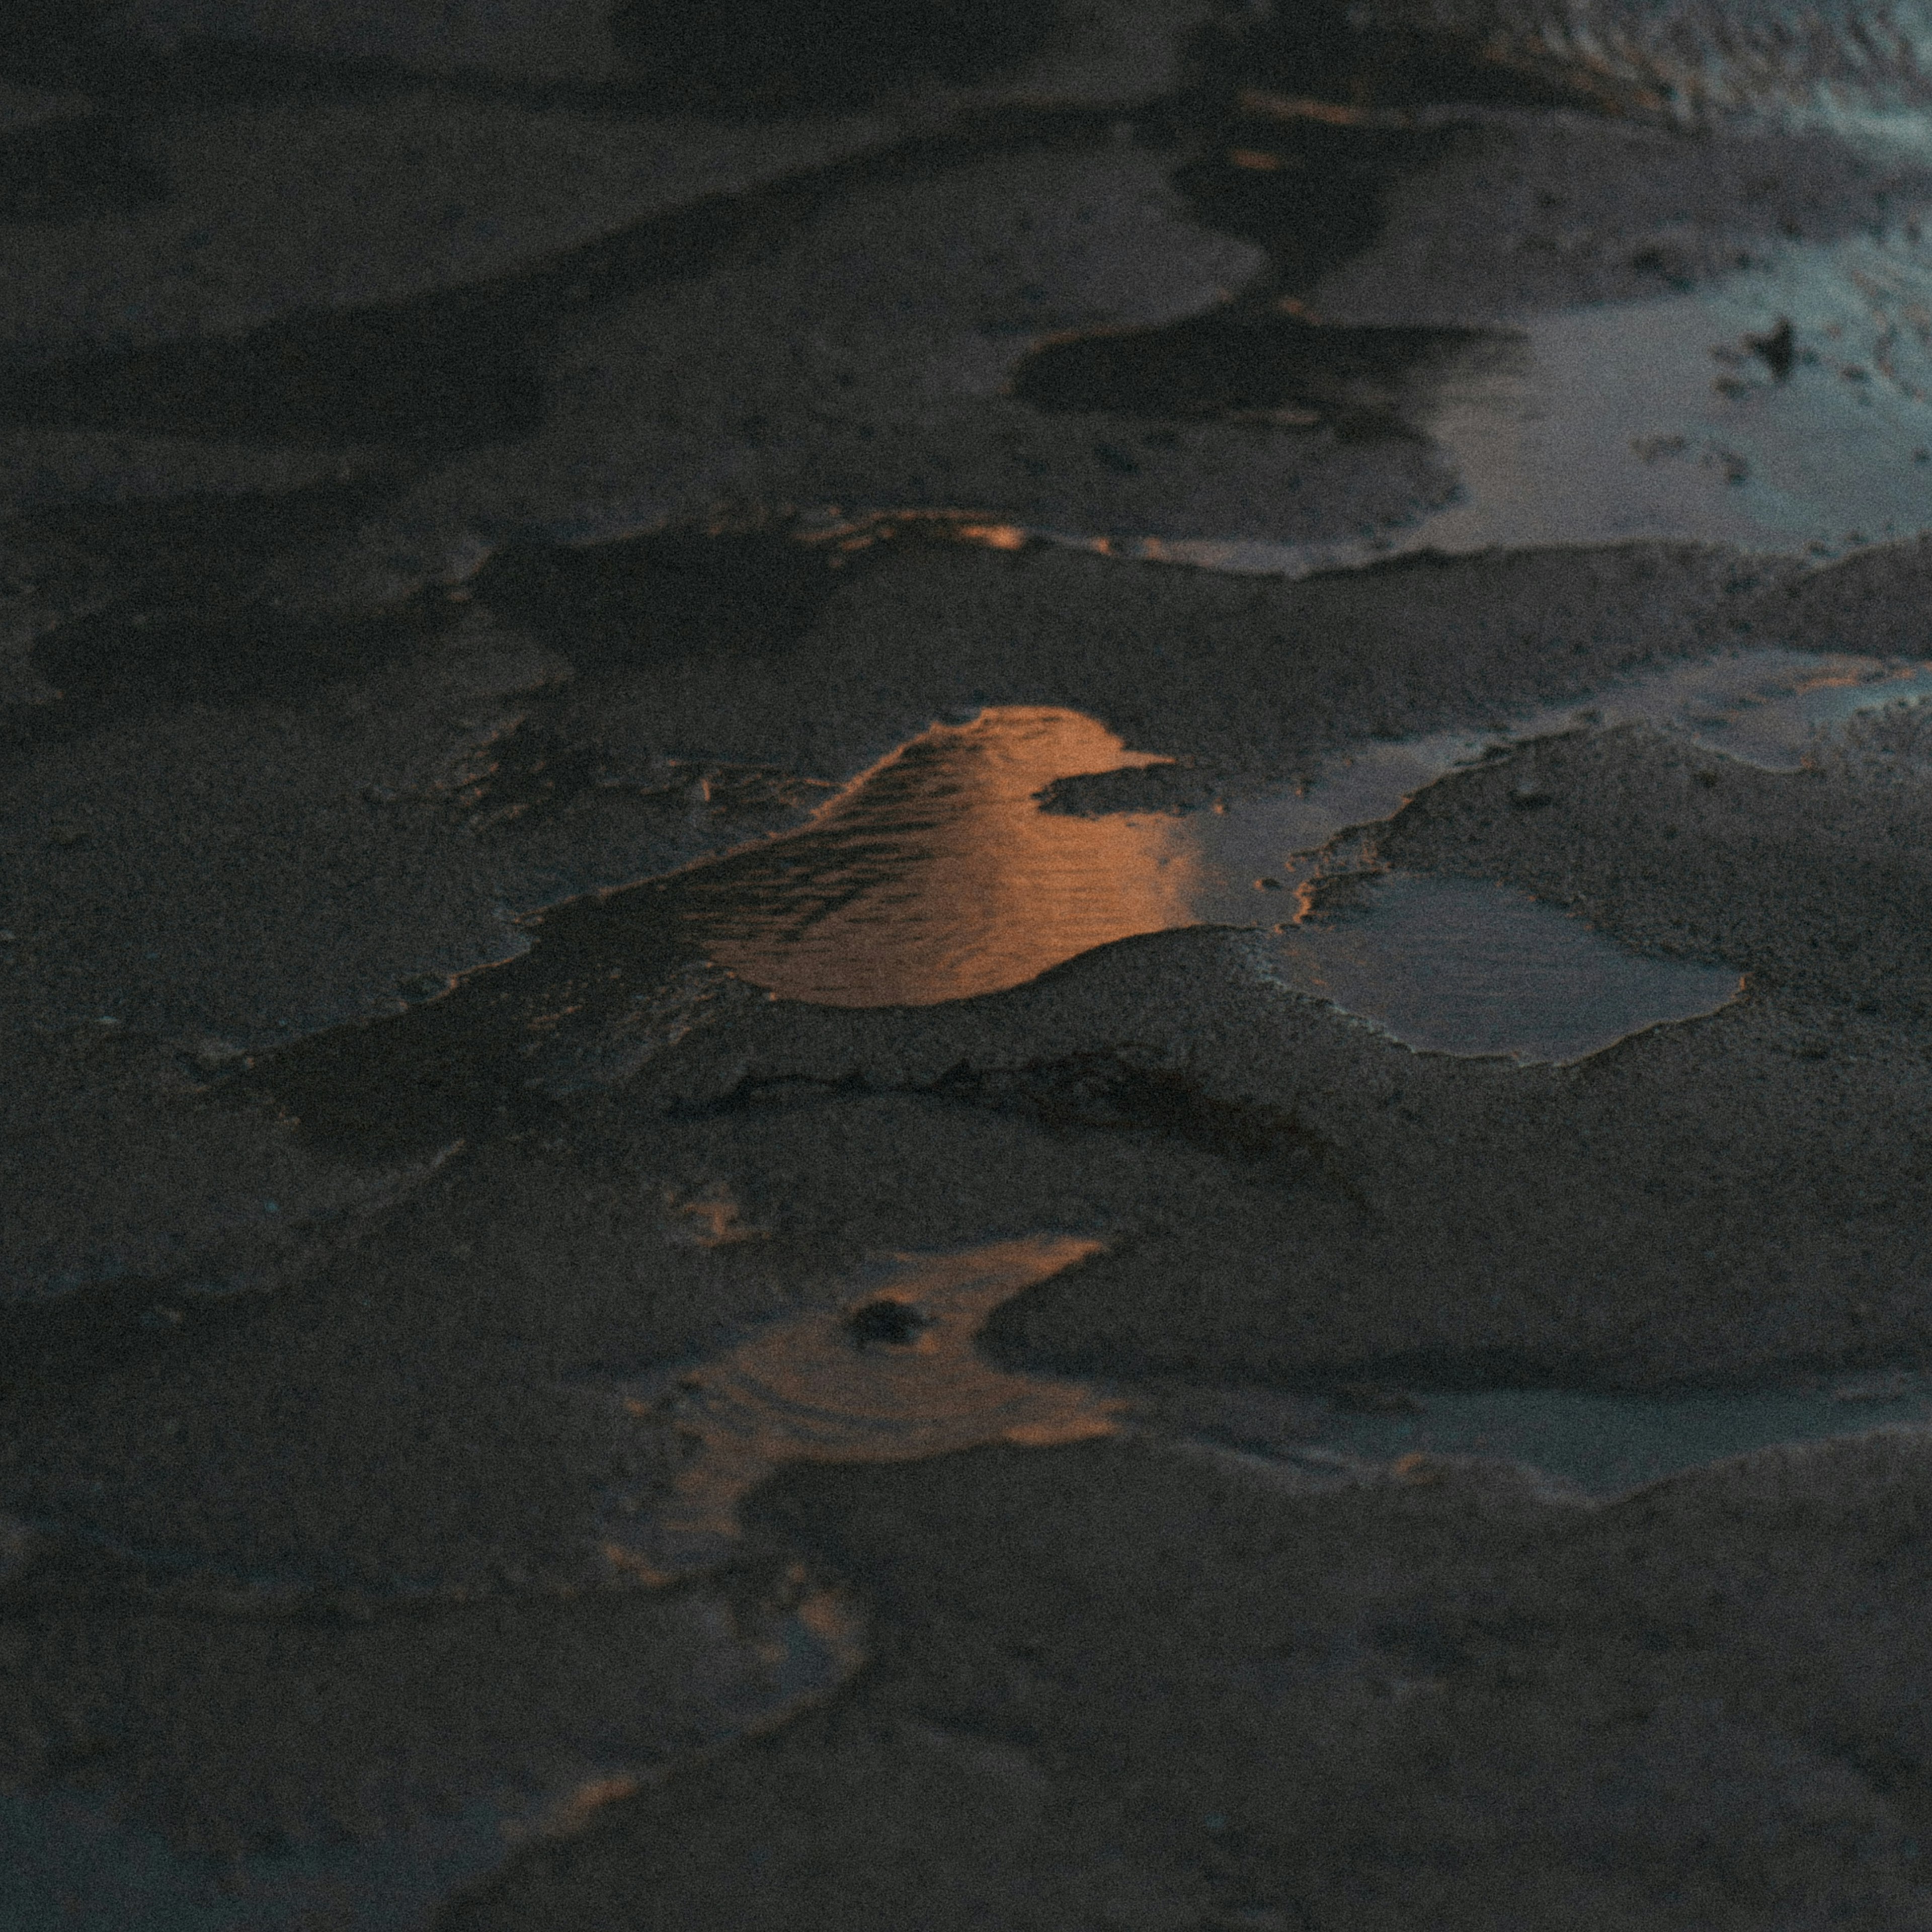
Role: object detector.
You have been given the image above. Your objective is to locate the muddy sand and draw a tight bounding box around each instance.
[9,2,1932,1926]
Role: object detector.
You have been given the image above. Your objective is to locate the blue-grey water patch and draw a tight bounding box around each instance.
[1322,1376,1932,1492]
[1413,232,1932,559]
[1260,871,1740,1063]
[1049,226,1932,574]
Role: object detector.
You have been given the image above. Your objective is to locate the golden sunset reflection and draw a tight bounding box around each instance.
[674,706,1246,1006]
[952,521,1029,550]
[641,654,1915,1039]
[601,1235,1117,1581]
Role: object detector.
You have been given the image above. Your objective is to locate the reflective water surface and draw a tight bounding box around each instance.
[1266,872,1740,1063]
[1064,239,1932,574]
[242,638,1932,1176]
[660,648,1932,1052]
[678,709,1192,1006]
[859,205,1932,577]
[1362,0,1932,128]
[596,1235,1118,1579]
[1415,234,1932,559]
[1322,1378,1932,1493]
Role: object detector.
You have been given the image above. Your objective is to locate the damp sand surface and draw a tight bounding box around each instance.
[1361,0,1932,127]
[450,134,1932,588]
[0,1580,862,1932]
[806,102,1932,580]
[676,702,1741,1060]
[16,22,1932,1926]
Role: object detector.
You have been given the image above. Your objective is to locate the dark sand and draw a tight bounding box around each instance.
[8,2,1932,1926]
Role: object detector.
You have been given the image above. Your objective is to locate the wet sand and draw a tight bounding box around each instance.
[8,3,1932,1926]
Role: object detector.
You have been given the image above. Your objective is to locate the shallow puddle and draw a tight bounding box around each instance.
[669,644,1932,1047]
[250,641,1932,1167]
[1415,235,1932,559]
[596,1235,1118,1579]
[1265,872,1740,1062]
[974,215,1932,574]
[674,708,1195,1007]
[1361,0,1932,127]
[673,698,1743,1056]
[1581,645,1932,765]
[1322,1376,1932,1494]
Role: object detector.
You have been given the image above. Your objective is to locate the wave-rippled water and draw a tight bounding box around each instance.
[1366,0,1932,125]
[672,646,1928,1056]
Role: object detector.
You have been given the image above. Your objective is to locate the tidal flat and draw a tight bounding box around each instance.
[8,3,1932,1926]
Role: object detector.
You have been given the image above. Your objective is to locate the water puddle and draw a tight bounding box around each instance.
[253,642,1931,1161]
[1415,235,1932,558]
[676,707,1203,1007]
[670,641,1932,1036]
[1266,872,1740,1062]
[1066,239,1932,573]
[1352,0,1932,128]
[898,203,1932,577]
[1596,644,1932,763]
[595,1235,1118,1579]
[1320,1375,1932,1494]
[672,700,1744,1054]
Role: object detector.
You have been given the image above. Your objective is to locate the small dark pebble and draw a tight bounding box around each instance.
[1747,316,1795,381]
[846,1299,930,1347]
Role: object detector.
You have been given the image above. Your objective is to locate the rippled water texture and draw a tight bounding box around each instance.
[1364,0,1932,125]
[597,1236,1118,1578]
[677,709,1189,1006]
[660,649,1932,1053]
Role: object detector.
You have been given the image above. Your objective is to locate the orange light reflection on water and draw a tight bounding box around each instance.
[601,1235,1117,1580]
[952,521,1029,551]
[675,706,1231,1006]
